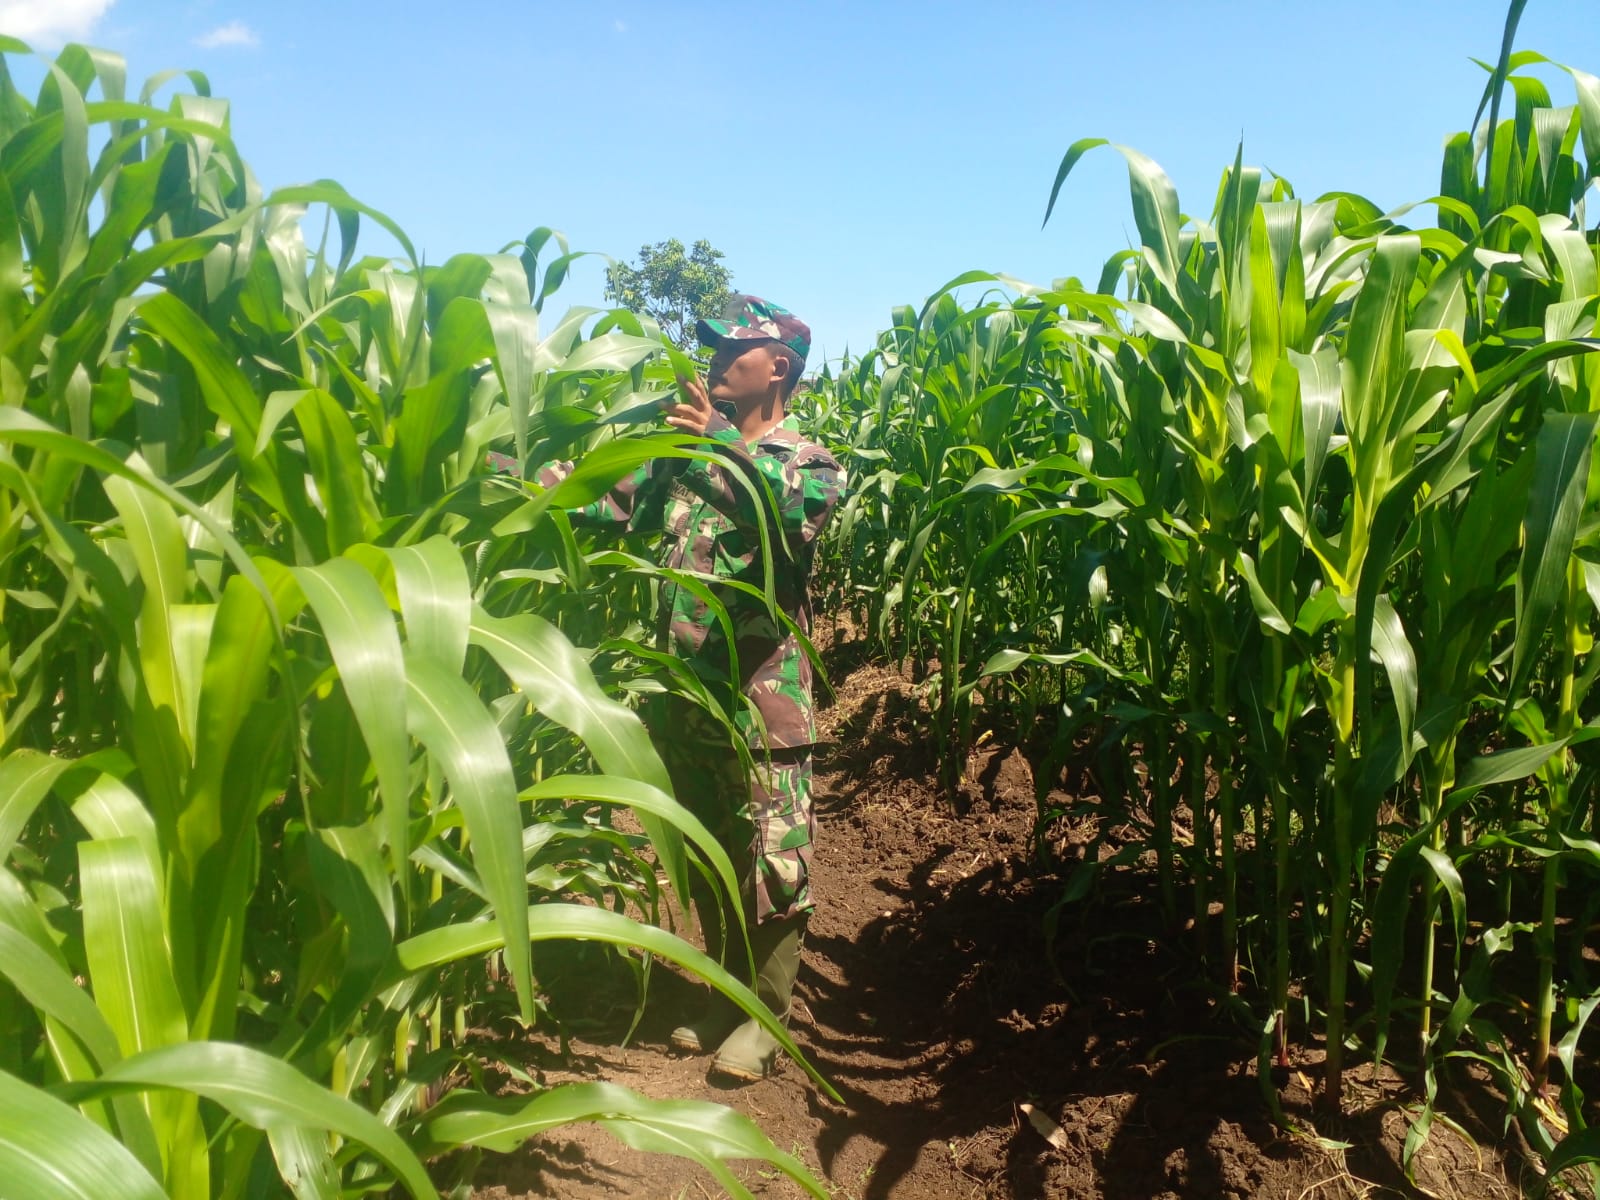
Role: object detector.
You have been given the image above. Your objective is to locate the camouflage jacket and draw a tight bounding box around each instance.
[491,411,845,750]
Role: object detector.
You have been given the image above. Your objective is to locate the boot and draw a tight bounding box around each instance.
[710,915,805,1082]
[670,888,743,1054]
[669,999,742,1054]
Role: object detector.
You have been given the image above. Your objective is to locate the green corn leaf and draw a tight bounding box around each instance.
[967,506,1094,592]
[1370,594,1418,775]
[1548,1128,1600,1176]
[490,433,697,536]
[36,63,91,287]
[1511,412,1597,707]
[1288,348,1340,504]
[63,1042,435,1200]
[1452,740,1572,800]
[518,774,739,933]
[484,300,541,464]
[426,254,494,326]
[266,181,416,265]
[0,922,121,1071]
[1471,0,1530,213]
[1043,139,1183,300]
[0,173,24,348]
[469,609,684,907]
[387,368,470,513]
[135,292,261,446]
[266,1122,340,1200]
[1341,235,1419,476]
[1369,741,1471,1086]
[1556,993,1600,1119]
[300,822,397,1045]
[1368,843,1419,1070]
[480,252,532,307]
[402,651,532,1022]
[1557,62,1600,175]
[103,471,193,775]
[78,837,187,1059]
[533,249,593,313]
[1418,844,1468,968]
[78,836,203,1195]
[976,647,1151,686]
[1245,203,1282,404]
[1124,300,1186,343]
[595,1124,754,1200]
[1546,228,1598,303]
[0,749,72,864]
[69,774,159,884]
[0,872,64,965]
[423,1081,827,1199]
[0,1069,166,1200]
[391,903,839,1102]
[292,558,411,880]
[1234,551,1292,636]
[387,537,471,672]
[428,292,493,380]
[289,389,381,554]
[0,924,163,1176]
[184,572,281,1038]
[548,329,666,375]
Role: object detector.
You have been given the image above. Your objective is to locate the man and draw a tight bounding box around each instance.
[493,296,845,1081]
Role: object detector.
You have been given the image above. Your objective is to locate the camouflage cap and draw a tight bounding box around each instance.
[696,294,810,362]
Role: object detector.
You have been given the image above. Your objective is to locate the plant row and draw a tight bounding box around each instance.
[805,23,1600,1181]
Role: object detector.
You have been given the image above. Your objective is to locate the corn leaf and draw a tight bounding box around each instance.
[0,1069,166,1200]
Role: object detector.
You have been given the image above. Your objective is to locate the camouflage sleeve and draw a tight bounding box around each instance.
[678,415,846,548]
[484,451,652,527]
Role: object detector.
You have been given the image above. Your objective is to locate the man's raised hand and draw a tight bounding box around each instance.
[665,375,716,435]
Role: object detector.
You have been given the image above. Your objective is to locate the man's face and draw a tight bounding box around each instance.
[706,339,785,407]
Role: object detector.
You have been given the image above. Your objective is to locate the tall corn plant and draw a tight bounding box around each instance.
[0,41,832,1198]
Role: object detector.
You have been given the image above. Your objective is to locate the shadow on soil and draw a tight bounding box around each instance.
[795,668,1314,1200]
[793,642,1531,1199]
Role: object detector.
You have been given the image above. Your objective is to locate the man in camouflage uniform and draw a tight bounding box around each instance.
[492,297,844,1081]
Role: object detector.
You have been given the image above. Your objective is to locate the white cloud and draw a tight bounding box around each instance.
[194,20,259,49]
[612,18,627,33]
[0,0,115,45]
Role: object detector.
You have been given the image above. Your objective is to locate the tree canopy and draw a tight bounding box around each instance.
[604,238,733,350]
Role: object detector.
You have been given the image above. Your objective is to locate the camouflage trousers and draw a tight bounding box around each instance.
[656,707,816,926]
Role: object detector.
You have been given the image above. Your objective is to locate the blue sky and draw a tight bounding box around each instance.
[8,1,1600,364]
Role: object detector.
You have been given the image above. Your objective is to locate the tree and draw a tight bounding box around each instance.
[605,238,733,350]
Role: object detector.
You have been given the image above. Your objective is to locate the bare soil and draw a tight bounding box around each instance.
[468,634,1534,1200]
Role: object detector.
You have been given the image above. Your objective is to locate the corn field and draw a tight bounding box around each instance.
[0,37,832,1200]
[7,3,1600,1195]
[808,5,1600,1178]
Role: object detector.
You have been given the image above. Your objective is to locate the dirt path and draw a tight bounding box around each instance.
[469,641,1527,1199]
